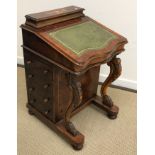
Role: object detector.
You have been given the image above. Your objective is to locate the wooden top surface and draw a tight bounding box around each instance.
[25,6,84,21]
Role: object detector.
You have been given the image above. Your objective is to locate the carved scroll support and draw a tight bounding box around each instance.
[100,56,121,118]
[64,73,82,137]
[101,57,122,95]
[93,56,121,119]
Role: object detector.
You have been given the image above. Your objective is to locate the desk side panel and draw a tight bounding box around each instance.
[22,29,76,72]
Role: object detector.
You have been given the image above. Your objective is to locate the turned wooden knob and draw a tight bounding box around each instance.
[26,60,32,64]
[44,84,49,88]
[44,98,49,103]
[28,74,33,78]
[45,110,50,115]
[43,70,48,74]
[30,99,35,104]
[28,87,33,92]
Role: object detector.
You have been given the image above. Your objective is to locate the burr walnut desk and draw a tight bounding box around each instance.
[21,6,128,150]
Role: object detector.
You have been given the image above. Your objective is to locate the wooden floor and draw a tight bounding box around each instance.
[17,67,137,155]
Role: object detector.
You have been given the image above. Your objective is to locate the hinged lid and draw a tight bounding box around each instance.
[48,21,117,56]
[21,6,128,73]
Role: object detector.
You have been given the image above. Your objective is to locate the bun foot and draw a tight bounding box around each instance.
[28,109,34,115]
[107,113,117,119]
[72,143,83,150]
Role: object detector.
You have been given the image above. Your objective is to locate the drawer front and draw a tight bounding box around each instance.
[24,50,54,121]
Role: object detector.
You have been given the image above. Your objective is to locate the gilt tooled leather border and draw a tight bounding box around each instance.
[48,21,118,56]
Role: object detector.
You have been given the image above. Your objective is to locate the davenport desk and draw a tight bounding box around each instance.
[21,6,128,150]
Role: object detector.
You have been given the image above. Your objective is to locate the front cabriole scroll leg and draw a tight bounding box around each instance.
[93,56,121,119]
[101,56,121,119]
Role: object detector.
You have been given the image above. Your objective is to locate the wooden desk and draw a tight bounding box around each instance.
[21,6,128,150]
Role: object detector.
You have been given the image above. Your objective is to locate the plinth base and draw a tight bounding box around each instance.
[27,104,84,150]
[27,95,119,150]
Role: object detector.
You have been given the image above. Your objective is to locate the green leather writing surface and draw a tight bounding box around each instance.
[49,21,118,56]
